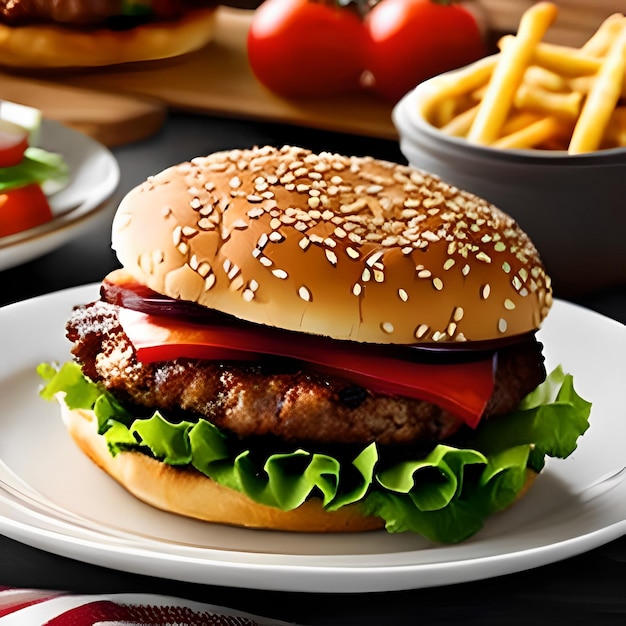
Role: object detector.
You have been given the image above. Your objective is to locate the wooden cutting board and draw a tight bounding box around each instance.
[41,7,399,141]
[0,73,167,147]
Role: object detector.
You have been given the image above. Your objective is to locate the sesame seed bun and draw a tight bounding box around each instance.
[0,7,217,68]
[60,400,384,532]
[112,145,553,344]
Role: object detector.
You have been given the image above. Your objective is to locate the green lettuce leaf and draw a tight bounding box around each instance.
[0,147,69,192]
[38,362,591,543]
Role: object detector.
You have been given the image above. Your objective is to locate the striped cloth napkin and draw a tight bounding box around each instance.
[0,587,295,625]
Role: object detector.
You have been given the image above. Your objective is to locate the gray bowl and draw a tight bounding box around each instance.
[393,74,626,297]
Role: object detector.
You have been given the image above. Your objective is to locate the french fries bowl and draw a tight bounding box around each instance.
[392,3,626,297]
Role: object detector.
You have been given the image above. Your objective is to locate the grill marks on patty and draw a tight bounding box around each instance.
[66,300,546,447]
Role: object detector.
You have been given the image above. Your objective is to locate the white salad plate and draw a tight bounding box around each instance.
[0,284,624,593]
[0,120,120,271]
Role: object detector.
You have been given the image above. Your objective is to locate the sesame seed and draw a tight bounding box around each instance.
[415,324,430,339]
[228,264,240,280]
[481,284,491,299]
[272,268,288,279]
[352,283,362,296]
[247,207,264,218]
[172,226,182,246]
[498,318,508,333]
[298,286,312,301]
[432,277,444,291]
[381,322,394,334]
[204,273,216,290]
[398,288,409,302]
[365,251,384,267]
[504,298,516,310]
[197,262,211,278]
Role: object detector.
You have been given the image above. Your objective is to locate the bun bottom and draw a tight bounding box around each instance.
[0,8,217,68]
[60,402,384,533]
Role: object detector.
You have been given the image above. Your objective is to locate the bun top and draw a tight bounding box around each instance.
[112,145,552,344]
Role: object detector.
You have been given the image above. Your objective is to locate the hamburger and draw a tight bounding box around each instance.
[0,0,218,68]
[39,145,591,543]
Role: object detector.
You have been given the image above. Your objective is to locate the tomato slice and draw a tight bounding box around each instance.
[118,308,494,428]
[0,119,29,168]
[0,183,53,237]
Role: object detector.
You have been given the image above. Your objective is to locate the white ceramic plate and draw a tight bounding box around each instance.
[0,284,624,593]
[0,120,119,271]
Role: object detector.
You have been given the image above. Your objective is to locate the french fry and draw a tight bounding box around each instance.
[569,27,626,154]
[498,35,600,77]
[514,83,582,120]
[440,103,479,137]
[467,2,559,145]
[425,55,498,103]
[523,66,570,93]
[500,111,545,136]
[493,117,571,150]
[531,41,601,77]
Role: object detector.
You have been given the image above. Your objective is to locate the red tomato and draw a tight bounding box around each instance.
[0,183,53,238]
[119,308,494,428]
[0,119,29,168]
[247,0,367,98]
[364,0,486,102]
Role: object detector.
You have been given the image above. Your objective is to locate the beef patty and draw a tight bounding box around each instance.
[65,300,546,448]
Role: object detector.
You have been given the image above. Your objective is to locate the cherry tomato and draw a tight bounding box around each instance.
[0,183,53,237]
[0,119,29,168]
[247,0,367,98]
[364,0,487,102]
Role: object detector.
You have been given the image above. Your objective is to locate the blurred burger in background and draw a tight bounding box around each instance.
[0,0,219,67]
